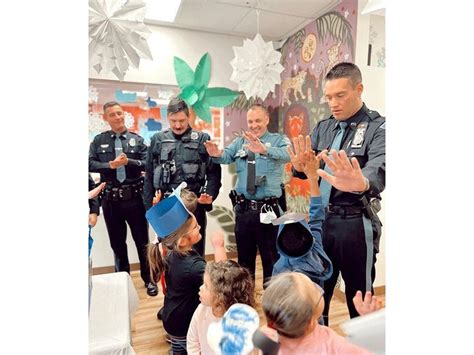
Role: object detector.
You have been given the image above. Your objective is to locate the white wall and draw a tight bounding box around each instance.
[354,0,386,287]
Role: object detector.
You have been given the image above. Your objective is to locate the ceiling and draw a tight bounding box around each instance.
[144,0,342,42]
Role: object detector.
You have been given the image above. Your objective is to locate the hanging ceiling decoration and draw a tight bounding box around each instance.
[89,0,153,81]
[174,52,239,123]
[229,8,284,100]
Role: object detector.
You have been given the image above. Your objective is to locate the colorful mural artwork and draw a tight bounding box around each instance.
[88,80,223,146]
[223,0,358,213]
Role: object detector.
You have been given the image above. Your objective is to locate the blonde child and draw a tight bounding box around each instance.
[261,272,371,354]
[146,184,226,354]
[186,260,255,354]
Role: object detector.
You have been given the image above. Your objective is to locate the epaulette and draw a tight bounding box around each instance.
[366,110,382,121]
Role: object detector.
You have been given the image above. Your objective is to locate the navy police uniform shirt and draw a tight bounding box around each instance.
[296,103,385,206]
[89,129,147,186]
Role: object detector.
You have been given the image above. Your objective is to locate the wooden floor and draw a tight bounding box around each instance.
[129,257,385,355]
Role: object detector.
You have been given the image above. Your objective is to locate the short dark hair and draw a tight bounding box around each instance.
[248,103,269,117]
[167,97,189,116]
[278,223,313,257]
[325,62,362,87]
[103,101,122,112]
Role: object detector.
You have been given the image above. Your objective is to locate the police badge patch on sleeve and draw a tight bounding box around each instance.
[351,122,368,148]
[190,132,199,140]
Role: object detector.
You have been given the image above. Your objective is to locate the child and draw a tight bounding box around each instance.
[146,183,226,354]
[271,135,333,286]
[153,187,200,309]
[261,272,371,354]
[186,260,255,354]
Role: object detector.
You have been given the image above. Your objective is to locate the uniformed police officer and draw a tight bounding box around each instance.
[293,62,385,324]
[89,101,157,297]
[204,104,291,287]
[143,97,222,256]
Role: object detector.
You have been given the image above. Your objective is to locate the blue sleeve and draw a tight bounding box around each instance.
[309,196,324,246]
[213,137,242,164]
[265,134,291,162]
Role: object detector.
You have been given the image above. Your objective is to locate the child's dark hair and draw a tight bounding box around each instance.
[207,260,255,312]
[147,215,195,284]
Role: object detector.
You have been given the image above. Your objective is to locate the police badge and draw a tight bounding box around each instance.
[190,131,199,140]
[129,138,136,147]
[351,122,368,148]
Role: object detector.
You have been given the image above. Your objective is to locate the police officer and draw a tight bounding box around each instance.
[293,62,385,324]
[204,104,291,288]
[143,97,222,256]
[89,101,157,297]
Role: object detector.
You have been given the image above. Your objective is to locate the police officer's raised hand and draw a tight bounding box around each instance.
[203,140,223,157]
[197,193,213,204]
[242,131,267,154]
[318,149,369,192]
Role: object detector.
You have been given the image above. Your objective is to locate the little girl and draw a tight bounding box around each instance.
[147,189,226,355]
[186,260,255,355]
[261,272,372,355]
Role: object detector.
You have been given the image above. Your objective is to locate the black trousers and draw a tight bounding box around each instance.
[191,203,207,257]
[322,212,377,325]
[234,203,281,288]
[102,196,151,285]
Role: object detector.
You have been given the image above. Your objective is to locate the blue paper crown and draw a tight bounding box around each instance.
[145,183,191,239]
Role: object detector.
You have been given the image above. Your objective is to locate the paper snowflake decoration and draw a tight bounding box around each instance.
[89,85,99,104]
[174,53,239,123]
[124,111,135,128]
[89,0,153,81]
[89,112,108,132]
[230,33,284,100]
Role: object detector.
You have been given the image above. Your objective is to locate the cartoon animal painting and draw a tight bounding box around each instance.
[288,114,304,138]
[319,41,343,104]
[281,71,307,106]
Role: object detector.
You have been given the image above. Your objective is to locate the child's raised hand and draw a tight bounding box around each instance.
[288,135,306,172]
[353,290,383,316]
[197,193,213,204]
[152,190,162,206]
[88,182,106,199]
[211,230,225,249]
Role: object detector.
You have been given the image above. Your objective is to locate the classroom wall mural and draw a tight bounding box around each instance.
[223,0,358,213]
[88,79,222,146]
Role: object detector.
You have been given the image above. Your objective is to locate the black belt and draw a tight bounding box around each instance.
[236,195,279,211]
[103,180,144,202]
[326,204,364,217]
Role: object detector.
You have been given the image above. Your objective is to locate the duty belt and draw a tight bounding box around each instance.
[103,180,144,202]
[236,194,279,211]
[326,204,364,217]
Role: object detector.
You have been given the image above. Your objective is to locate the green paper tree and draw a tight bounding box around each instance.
[174,53,239,123]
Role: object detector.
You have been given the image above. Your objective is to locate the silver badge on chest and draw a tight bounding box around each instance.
[129,138,136,147]
[351,122,368,148]
[190,132,199,140]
